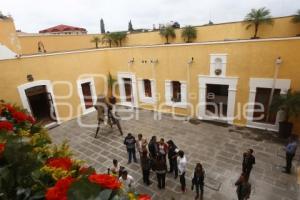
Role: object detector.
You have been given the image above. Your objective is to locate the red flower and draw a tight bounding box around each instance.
[26,115,36,124]
[2,104,16,114]
[12,111,28,122]
[0,143,5,155]
[47,157,73,171]
[45,177,75,200]
[88,174,121,190]
[0,121,13,131]
[138,194,152,200]
[79,166,89,174]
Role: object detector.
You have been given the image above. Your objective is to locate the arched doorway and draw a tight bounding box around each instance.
[18,80,59,127]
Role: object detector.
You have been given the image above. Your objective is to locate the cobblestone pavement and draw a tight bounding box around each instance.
[49,108,300,200]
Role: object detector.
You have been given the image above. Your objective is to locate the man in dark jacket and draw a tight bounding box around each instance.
[124,133,137,164]
[242,149,255,180]
[167,140,178,178]
[148,136,158,159]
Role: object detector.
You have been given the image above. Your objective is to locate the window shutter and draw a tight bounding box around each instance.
[137,79,145,101]
[180,81,187,104]
[165,80,171,104]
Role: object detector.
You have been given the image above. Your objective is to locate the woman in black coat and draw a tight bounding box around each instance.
[191,163,205,200]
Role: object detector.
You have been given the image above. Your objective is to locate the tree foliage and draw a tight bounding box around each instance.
[244,7,273,39]
[100,18,105,34]
[292,10,300,23]
[91,36,101,48]
[159,26,176,44]
[181,26,197,43]
[128,20,134,32]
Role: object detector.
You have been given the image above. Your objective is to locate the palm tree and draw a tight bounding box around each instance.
[102,34,112,47]
[108,32,127,47]
[91,36,101,48]
[292,10,300,23]
[181,26,197,43]
[244,7,273,39]
[159,26,176,44]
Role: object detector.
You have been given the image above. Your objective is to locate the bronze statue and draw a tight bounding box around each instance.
[94,95,123,138]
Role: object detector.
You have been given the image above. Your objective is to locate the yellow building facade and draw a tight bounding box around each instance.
[0,16,300,134]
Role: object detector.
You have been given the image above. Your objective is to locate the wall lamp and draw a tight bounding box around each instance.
[150,59,158,64]
[188,57,194,64]
[128,58,135,64]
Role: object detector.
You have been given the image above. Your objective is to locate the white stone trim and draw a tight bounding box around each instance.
[17,80,60,125]
[137,78,156,104]
[165,80,187,108]
[209,54,227,77]
[117,72,138,107]
[246,78,291,131]
[77,78,97,115]
[198,75,238,124]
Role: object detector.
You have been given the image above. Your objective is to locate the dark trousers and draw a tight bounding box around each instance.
[195,183,204,196]
[127,148,137,163]
[286,152,295,173]
[156,173,166,189]
[142,169,150,185]
[180,172,186,191]
[243,166,252,180]
[168,158,178,177]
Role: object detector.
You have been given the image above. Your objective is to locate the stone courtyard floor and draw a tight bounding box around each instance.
[49,108,300,200]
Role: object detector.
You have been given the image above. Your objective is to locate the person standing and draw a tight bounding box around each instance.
[283,136,298,174]
[154,155,167,189]
[109,159,121,177]
[191,163,205,200]
[148,136,158,159]
[140,150,152,186]
[167,140,179,179]
[242,149,255,180]
[119,170,135,192]
[158,138,168,161]
[177,150,187,193]
[124,133,137,164]
[136,134,147,157]
[235,173,251,200]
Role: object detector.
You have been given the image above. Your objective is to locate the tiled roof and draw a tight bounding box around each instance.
[39,24,87,33]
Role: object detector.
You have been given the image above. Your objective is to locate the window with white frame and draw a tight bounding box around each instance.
[138,78,156,104]
[210,54,227,77]
[165,80,187,107]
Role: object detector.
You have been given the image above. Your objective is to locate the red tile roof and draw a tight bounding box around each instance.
[39,24,87,33]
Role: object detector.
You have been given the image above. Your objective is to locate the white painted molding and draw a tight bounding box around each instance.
[164,80,188,108]
[76,77,97,115]
[198,75,238,124]
[17,80,60,124]
[117,72,138,107]
[246,77,291,131]
[137,78,156,104]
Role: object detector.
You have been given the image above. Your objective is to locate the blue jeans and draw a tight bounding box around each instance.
[127,148,137,163]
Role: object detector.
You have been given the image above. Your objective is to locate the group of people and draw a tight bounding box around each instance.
[123,133,205,199]
[110,133,298,200]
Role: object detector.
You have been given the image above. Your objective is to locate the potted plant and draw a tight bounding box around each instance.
[107,72,117,104]
[271,90,300,138]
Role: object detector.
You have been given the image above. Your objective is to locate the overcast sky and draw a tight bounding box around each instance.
[1,0,299,33]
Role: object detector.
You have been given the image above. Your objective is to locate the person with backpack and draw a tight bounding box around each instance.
[191,163,205,199]
[124,133,137,164]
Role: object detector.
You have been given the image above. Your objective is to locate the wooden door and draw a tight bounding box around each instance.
[123,78,132,102]
[81,82,93,109]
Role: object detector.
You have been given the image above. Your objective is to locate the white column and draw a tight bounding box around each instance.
[198,84,207,120]
[227,87,237,124]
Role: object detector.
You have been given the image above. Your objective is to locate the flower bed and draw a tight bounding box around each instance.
[0,101,151,200]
